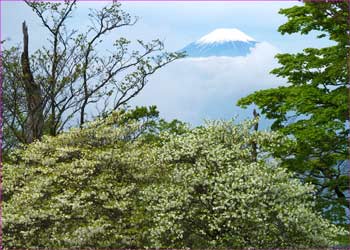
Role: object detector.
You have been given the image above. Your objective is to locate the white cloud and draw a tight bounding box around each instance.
[131,42,286,125]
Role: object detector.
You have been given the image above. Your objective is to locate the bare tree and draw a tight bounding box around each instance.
[2,1,183,151]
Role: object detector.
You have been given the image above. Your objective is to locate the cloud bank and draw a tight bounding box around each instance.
[131,42,285,126]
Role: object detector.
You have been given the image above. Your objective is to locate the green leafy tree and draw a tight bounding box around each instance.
[4,110,345,247]
[238,1,350,227]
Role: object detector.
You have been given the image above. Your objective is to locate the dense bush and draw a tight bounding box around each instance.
[143,120,346,247]
[3,109,346,247]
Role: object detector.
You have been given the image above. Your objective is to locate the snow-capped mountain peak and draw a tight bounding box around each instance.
[197,28,255,44]
[181,28,258,58]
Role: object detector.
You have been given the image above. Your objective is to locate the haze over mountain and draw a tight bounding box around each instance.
[131,28,282,125]
[133,35,282,125]
[181,28,259,57]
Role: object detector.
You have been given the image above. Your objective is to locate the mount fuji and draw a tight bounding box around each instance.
[181,28,258,58]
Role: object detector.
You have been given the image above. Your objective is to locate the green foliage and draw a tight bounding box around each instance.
[238,1,349,225]
[3,109,346,247]
[2,47,28,152]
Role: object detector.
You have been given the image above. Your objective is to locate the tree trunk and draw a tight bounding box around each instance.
[252,109,259,162]
[21,21,44,143]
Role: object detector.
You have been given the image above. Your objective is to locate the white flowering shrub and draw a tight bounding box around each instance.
[3,109,167,247]
[3,111,346,248]
[143,120,347,248]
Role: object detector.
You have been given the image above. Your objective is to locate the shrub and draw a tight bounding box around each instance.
[3,110,346,247]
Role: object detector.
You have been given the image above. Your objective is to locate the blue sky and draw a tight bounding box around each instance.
[1,1,334,126]
[2,1,333,52]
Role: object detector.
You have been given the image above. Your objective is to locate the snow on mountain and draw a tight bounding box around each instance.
[197,28,255,43]
[181,28,258,58]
